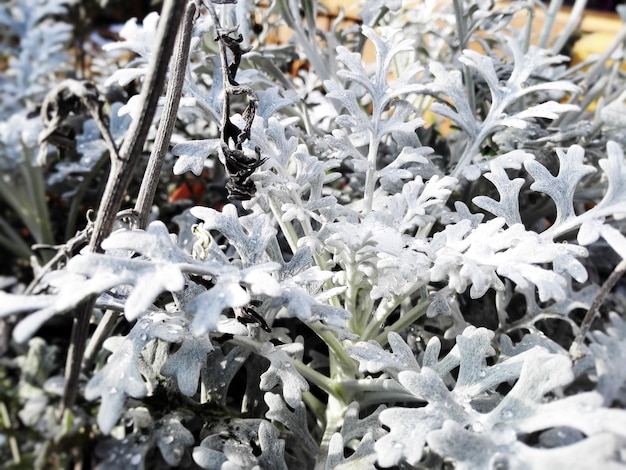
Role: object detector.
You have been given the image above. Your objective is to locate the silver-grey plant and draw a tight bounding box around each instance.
[2,0,626,468]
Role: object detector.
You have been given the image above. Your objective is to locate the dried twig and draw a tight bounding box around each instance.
[134,1,198,229]
[206,1,265,201]
[60,0,186,411]
[570,258,626,360]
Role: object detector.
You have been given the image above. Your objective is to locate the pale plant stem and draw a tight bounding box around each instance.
[278,0,331,83]
[362,131,380,216]
[339,377,418,401]
[316,395,346,470]
[519,4,534,53]
[453,0,475,113]
[298,216,343,309]
[361,283,426,341]
[451,94,507,177]
[345,261,361,331]
[374,299,429,346]
[559,23,626,127]
[81,309,120,370]
[267,194,299,254]
[302,391,326,424]
[308,321,356,375]
[538,0,563,49]
[290,356,340,398]
[550,0,587,55]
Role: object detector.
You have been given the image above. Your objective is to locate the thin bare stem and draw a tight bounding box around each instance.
[62,0,185,412]
[550,0,587,55]
[571,258,626,360]
[88,0,185,252]
[538,0,563,49]
[135,1,197,229]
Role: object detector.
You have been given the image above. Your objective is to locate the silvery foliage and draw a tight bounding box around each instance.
[0,0,76,118]
[350,328,626,468]
[0,0,76,169]
[2,0,626,468]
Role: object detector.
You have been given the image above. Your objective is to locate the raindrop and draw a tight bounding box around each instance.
[162,435,174,444]
[130,453,141,465]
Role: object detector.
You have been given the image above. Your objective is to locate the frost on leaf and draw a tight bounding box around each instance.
[155,412,195,466]
[85,311,186,434]
[94,431,152,470]
[373,327,626,468]
[525,144,595,228]
[160,335,213,396]
[259,342,309,409]
[201,346,249,406]
[172,139,220,176]
[193,418,286,470]
[429,217,587,302]
[472,160,525,226]
[103,12,159,86]
[265,392,319,460]
[347,332,420,379]
[326,403,387,470]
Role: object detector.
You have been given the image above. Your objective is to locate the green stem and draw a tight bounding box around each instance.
[362,131,380,216]
[374,299,429,346]
[17,155,52,248]
[0,218,33,259]
[0,400,20,464]
[302,391,326,425]
[290,356,339,399]
[308,321,356,377]
[27,154,54,247]
[267,193,299,254]
[361,283,426,341]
